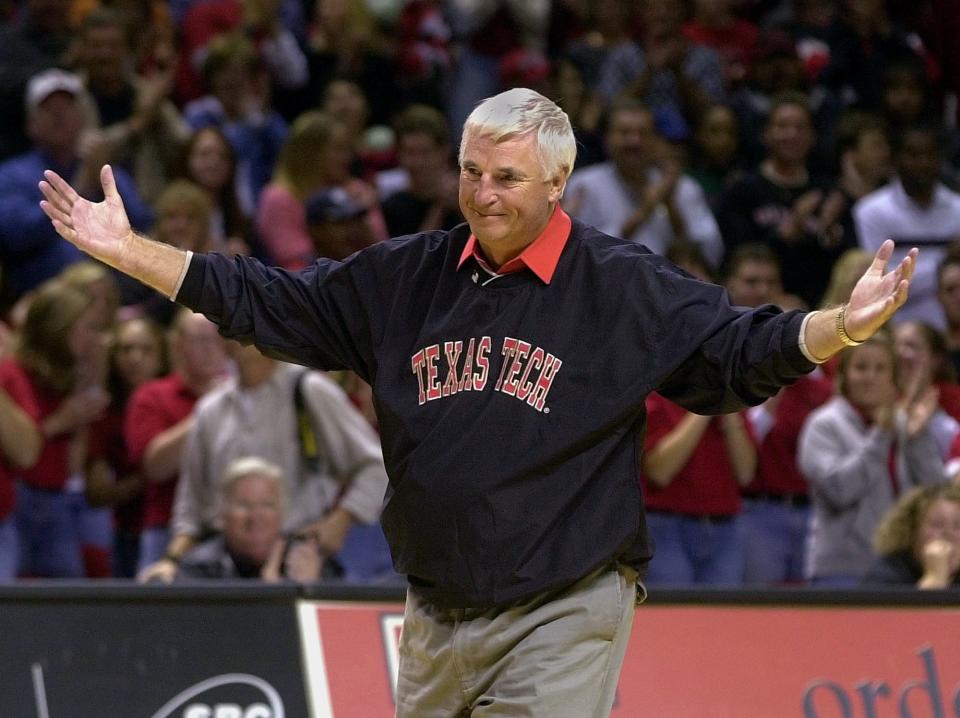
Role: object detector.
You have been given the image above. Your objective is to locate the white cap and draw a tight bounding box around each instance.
[25,69,83,113]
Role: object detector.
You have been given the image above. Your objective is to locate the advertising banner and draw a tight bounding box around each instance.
[0,593,309,718]
[298,601,960,718]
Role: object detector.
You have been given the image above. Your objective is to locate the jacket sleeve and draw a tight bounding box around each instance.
[903,425,949,488]
[303,371,388,524]
[798,411,893,511]
[176,250,380,382]
[646,260,815,414]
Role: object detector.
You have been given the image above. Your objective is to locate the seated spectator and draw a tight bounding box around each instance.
[380,104,462,238]
[86,316,168,576]
[73,7,190,203]
[183,32,288,216]
[176,456,326,582]
[150,342,389,583]
[257,111,386,270]
[640,387,756,586]
[937,250,960,377]
[719,91,849,308]
[596,0,725,132]
[0,69,152,302]
[128,309,228,578]
[176,126,254,255]
[564,97,723,269]
[1,279,110,577]
[799,330,949,586]
[863,484,960,588]
[855,125,960,329]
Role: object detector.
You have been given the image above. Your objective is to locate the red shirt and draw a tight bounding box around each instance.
[0,358,71,493]
[745,374,833,497]
[125,373,198,529]
[641,392,754,516]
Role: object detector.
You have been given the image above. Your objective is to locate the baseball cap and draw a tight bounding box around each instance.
[25,69,83,113]
[305,187,368,224]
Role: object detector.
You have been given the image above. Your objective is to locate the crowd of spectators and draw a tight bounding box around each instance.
[1,0,960,588]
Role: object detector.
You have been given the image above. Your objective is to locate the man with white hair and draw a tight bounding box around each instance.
[41,87,916,716]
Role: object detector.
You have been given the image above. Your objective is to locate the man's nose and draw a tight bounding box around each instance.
[474,175,498,205]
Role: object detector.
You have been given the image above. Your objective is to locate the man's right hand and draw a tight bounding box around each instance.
[137,558,179,584]
[40,165,134,267]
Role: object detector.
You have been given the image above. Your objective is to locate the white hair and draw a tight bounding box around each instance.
[459,88,577,182]
[221,456,285,505]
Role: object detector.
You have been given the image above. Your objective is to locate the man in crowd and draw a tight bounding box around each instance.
[40,87,915,717]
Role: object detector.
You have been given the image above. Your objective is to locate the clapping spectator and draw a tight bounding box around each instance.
[73,7,190,203]
[1,280,110,577]
[86,316,168,576]
[863,484,960,588]
[937,251,960,377]
[564,98,723,269]
[854,125,960,329]
[0,69,152,302]
[176,127,254,255]
[799,330,949,586]
[688,103,743,211]
[183,32,288,216]
[129,310,228,578]
[596,0,725,134]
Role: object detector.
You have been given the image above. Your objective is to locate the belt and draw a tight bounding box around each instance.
[747,492,810,508]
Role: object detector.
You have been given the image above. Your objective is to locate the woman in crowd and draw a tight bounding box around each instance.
[0,280,110,577]
[799,331,949,586]
[176,126,254,256]
[863,484,960,588]
[87,317,168,577]
[257,110,386,270]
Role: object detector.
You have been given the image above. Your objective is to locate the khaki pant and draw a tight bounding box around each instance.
[395,564,638,718]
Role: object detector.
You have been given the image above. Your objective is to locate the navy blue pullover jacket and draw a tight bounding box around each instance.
[177,220,816,607]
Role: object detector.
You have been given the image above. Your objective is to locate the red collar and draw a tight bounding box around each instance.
[457,206,572,285]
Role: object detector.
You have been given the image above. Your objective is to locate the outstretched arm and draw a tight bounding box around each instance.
[39,165,188,299]
[802,239,917,361]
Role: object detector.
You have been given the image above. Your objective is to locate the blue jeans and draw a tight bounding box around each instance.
[138,526,170,573]
[15,483,83,578]
[741,498,810,585]
[0,516,18,580]
[644,510,744,586]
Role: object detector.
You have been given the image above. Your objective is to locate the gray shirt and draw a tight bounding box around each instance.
[171,362,388,537]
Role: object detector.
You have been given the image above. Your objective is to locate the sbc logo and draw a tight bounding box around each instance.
[150,673,284,718]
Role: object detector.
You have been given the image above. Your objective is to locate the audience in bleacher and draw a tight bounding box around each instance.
[2,0,960,587]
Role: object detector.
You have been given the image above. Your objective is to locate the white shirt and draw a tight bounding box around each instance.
[854,180,960,330]
[563,162,724,269]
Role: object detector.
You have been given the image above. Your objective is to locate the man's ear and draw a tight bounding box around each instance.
[550,167,570,202]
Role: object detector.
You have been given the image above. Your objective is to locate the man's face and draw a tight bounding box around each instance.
[27,92,85,157]
[397,132,447,184]
[173,314,226,381]
[222,474,283,566]
[459,131,563,263]
[763,104,814,165]
[897,132,940,198]
[606,108,657,171]
[726,259,781,307]
[852,129,891,183]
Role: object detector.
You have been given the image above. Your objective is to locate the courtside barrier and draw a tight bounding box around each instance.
[1,584,957,717]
